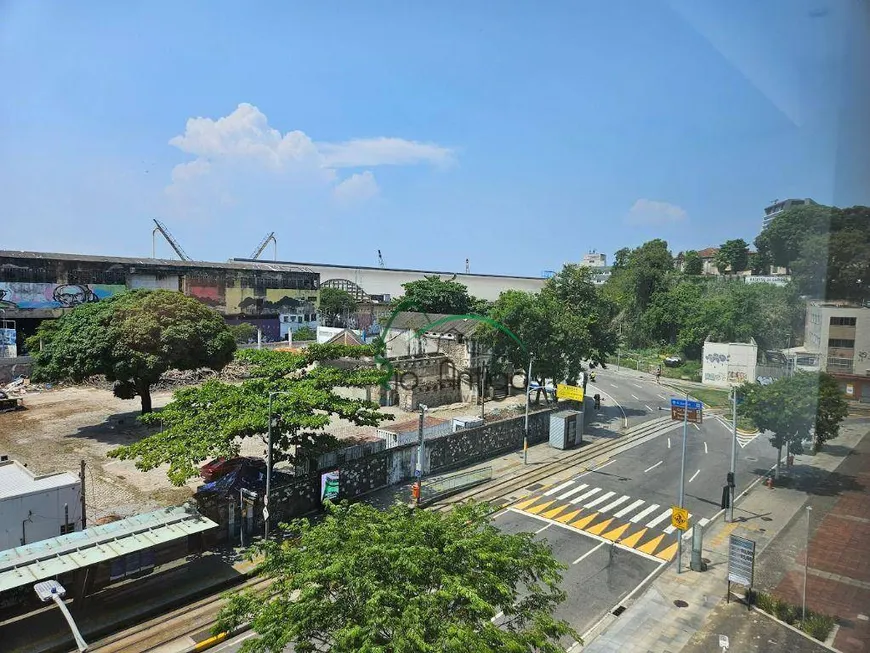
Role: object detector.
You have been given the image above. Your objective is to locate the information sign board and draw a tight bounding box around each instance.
[556,383,584,402]
[727,535,756,587]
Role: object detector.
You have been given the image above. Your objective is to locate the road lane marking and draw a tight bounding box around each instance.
[668,437,671,448]
[631,503,660,523]
[689,469,700,483]
[569,487,602,504]
[535,524,551,534]
[646,509,672,528]
[693,423,701,431]
[593,459,615,471]
[583,491,616,509]
[614,499,645,518]
[633,383,643,389]
[658,393,667,400]
[593,387,628,428]
[644,461,663,473]
[645,404,654,411]
[491,611,504,622]
[704,441,708,454]
[557,484,589,500]
[609,383,619,389]
[544,480,575,496]
[599,495,631,513]
[632,394,640,400]
[572,541,605,565]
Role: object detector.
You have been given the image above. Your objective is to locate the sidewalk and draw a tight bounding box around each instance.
[580,418,869,653]
[0,547,259,653]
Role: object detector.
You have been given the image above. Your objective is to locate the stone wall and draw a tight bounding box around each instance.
[0,357,32,384]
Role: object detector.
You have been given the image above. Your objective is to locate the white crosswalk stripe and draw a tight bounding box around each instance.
[557,484,589,500]
[583,491,616,509]
[544,481,575,496]
[665,513,693,535]
[630,503,660,523]
[614,499,645,518]
[599,495,631,513]
[569,487,602,504]
[646,508,673,529]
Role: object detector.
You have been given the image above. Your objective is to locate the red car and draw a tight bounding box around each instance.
[199,456,264,482]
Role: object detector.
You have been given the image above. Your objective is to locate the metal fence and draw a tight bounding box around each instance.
[424,466,493,501]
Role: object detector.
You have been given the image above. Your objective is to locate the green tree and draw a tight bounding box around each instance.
[682,250,703,275]
[26,289,235,414]
[216,500,578,653]
[230,322,258,344]
[738,372,847,477]
[293,325,317,341]
[748,250,772,275]
[319,287,358,327]
[398,275,482,315]
[714,239,750,275]
[108,344,388,485]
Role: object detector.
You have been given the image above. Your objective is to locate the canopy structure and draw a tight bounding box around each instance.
[0,505,217,593]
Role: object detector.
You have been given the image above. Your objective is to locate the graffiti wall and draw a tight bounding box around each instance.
[702,340,758,388]
[0,283,125,310]
[224,286,317,317]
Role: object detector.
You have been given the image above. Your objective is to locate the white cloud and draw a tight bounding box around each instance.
[164,103,453,217]
[626,199,688,226]
[333,171,380,205]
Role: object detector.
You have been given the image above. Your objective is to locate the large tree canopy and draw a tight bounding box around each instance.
[481,265,616,398]
[26,289,236,413]
[216,500,577,653]
[682,250,703,275]
[398,275,486,315]
[109,344,389,485]
[755,203,870,300]
[738,372,847,477]
[318,287,358,327]
[714,239,750,275]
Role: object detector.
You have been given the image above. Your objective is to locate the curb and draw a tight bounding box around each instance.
[187,623,252,652]
[748,603,841,653]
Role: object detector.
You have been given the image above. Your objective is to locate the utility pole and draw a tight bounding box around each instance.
[677,391,689,573]
[416,404,428,505]
[803,506,812,622]
[480,363,487,420]
[79,460,87,529]
[265,392,274,540]
[524,356,533,464]
[728,388,737,522]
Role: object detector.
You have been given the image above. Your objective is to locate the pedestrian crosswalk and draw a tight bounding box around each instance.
[512,479,713,561]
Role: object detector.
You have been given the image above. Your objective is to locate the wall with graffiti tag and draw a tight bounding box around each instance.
[0,283,125,310]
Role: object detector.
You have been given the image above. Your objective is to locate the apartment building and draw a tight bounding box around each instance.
[804,301,870,401]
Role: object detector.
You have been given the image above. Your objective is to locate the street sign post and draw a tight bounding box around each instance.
[727,534,756,608]
[671,398,703,424]
[671,505,689,531]
[556,383,584,402]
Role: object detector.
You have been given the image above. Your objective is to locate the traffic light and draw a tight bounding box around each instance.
[721,485,731,509]
[727,472,735,488]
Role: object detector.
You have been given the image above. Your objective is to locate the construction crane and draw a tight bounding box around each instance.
[249,232,277,260]
[152,219,191,261]
[378,249,385,268]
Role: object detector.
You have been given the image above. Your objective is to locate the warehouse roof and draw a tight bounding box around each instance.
[0,505,217,592]
[386,312,482,336]
[0,460,80,501]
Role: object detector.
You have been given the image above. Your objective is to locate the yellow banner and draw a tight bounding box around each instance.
[556,383,584,402]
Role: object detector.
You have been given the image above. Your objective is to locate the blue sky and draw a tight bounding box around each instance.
[1,1,868,276]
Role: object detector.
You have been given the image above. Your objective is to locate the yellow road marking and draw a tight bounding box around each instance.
[637,533,665,555]
[556,509,582,523]
[602,522,631,542]
[656,541,679,560]
[542,504,569,520]
[513,496,540,511]
[570,512,599,530]
[618,528,648,548]
[587,517,614,535]
[526,499,556,515]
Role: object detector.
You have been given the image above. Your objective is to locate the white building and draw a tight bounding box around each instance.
[580,252,607,268]
[702,338,758,388]
[762,198,817,231]
[0,460,82,550]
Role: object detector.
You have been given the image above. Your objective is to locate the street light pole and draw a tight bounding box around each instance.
[265,391,274,540]
[524,356,533,465]
[677,391,689,573]
[416,404,428,504]
[728,387,737,522]
[803,505,812,622]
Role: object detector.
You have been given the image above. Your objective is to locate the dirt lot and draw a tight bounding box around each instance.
[0,383,535,518]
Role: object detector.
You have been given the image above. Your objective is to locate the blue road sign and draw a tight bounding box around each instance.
[671,398,703,411]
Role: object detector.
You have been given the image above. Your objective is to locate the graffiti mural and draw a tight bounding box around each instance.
[0,283,125,309]
[188,283,223,308]
[224,286,317,316]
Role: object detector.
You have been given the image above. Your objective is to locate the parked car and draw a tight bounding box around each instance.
[663,356,682,368]
[200,456,265,482]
